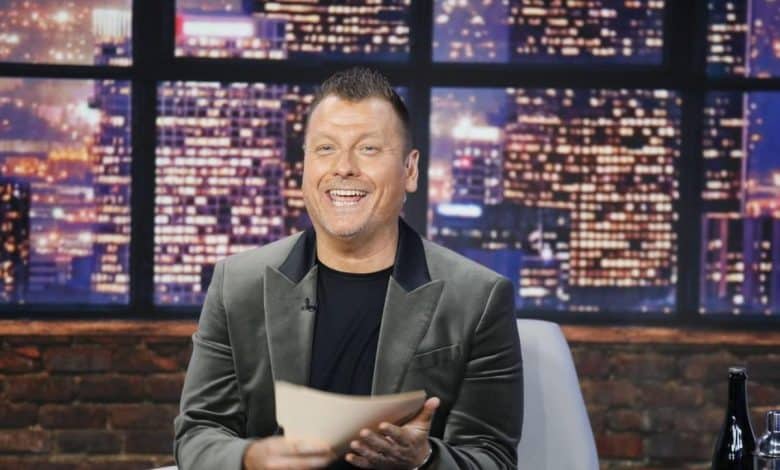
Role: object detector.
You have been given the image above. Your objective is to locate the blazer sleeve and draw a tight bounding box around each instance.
[174,259,253,470]
[427,277,523,469]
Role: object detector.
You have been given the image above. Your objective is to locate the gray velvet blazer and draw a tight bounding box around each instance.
[174,219,523,469]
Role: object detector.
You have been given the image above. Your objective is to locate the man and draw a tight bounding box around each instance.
[174,67,523,470]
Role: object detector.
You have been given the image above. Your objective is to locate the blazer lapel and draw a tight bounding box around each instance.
[371,218,445,394]
[264,229,318,386]
[371,277,444,394]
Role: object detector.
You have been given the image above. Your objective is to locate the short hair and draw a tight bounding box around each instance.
[305,67,412,155]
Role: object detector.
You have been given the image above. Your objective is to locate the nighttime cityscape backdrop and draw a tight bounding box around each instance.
[0,0,779,316]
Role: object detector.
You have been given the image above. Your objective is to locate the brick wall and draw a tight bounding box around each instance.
[0,321,778,470]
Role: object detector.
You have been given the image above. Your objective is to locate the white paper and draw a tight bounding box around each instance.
[274,381,427,455]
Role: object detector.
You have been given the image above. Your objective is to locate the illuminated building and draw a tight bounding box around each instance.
[0,1,131,65]
[450,118,503,205]
[508,0,664,64]
[701,92,745,210]
[175,12,287,59]
[434,0,664,64]
[503,88,680,311]
[749,0,780,77]
[155,81,287,305]
[90,10,132,302]
[706,0,748,76]
[433,0,509,62]
[701,213,780,314]
[701,213,745,313]
[707,0,780,77]
[255,0,410,59]
[0,178,30,303]
[281,86,313,234]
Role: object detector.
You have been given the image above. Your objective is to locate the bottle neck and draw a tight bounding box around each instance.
[727,377,750,419]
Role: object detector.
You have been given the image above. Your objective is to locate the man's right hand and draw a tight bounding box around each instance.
[242,436,336,470]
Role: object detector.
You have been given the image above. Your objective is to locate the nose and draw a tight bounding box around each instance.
[331,148,360,177]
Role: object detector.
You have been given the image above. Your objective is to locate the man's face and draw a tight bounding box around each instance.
[302,95,418,243]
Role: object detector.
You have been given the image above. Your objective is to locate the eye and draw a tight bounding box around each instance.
[360,145,380,155]
[315,144,335,155]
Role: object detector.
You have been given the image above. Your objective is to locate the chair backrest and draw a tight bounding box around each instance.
[515,319,599,470]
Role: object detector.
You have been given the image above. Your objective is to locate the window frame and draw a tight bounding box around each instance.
[0,1,779,329]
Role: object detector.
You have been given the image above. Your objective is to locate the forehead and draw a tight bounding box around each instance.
[307,95,401,139]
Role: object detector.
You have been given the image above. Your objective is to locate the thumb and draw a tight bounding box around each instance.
[409,397,440,428]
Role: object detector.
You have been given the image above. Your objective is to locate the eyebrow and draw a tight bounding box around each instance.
[307,131,384,142]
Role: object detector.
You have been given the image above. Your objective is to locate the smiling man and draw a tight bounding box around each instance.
[174,67,523,470]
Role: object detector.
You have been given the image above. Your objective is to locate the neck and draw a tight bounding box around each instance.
[315,223,399,273]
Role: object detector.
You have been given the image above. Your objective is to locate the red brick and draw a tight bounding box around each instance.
[744,354,780,381]
[74,335,140,345]
[0,350,38,373]
[646,432,712,460]
[571,348,611,379]
[78,375,144,402]
[144,373,184,402]
[124,430,174,454]
[43,346,111,373]
[646,407,722,434]
[39,405,107,429]
[680,352,740,383]
[581,380,642,407]
[0,403,38,427]
[13,346,41,359]
[643,382,704,407]
[6,376,77,403]
[595,432,643,459]
[109,404,177,430]
[0,430,50,453]
[606,409,647,432]
[749,382,780,407]
[77,459,160,470]
[612,353,677,381]
[4,336,72,346]
[111,347,179,373]
[56,430,121,454]
[0,457,78,470]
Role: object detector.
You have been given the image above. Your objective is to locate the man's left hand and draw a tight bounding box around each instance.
[346,397,440,469]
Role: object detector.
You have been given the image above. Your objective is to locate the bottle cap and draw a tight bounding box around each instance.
[728,366,747,378]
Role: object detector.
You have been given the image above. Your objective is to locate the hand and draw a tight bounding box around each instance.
[242,436,336,470]
[346,397,440,469]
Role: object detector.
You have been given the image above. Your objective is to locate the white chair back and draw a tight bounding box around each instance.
[515,319,599,470]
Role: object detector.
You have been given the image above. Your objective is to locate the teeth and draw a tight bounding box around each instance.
[329,190,366,197]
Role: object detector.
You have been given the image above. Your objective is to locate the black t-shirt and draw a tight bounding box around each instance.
[309,260,392,395]
[308,261,392,470]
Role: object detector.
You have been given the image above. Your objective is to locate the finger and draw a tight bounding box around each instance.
[345,452,373,468]
[357,429,396,454]
[408,397,440,427]
[378,422,409,445]
[350,437,387,463]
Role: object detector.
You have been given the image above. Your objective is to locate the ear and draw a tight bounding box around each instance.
[403,149,419,193]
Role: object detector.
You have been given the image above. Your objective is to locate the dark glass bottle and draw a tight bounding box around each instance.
[712,367,756,470]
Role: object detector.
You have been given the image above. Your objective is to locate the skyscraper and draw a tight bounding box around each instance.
[0,178,30,303]
[503,88,680,311]
[90,9,132,302]
[155,81,287,305]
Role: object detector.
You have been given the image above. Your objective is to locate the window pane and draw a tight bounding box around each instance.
[429,87,681,314]
[154,82,410,306]
[0,1,132,66]
[0,78,132,304]
[433,0,665,64]
[707,0,780,77]
[701,92,780,315]
[175,1,410,61]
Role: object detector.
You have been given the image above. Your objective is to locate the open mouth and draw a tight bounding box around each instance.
[327,189,368,207]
